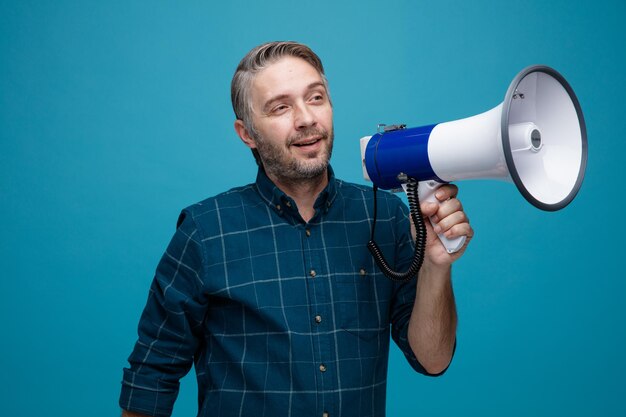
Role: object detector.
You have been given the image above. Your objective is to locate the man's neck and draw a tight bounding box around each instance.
[266,170,329,223]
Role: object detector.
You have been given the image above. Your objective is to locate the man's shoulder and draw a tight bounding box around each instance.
[180,182,261,223]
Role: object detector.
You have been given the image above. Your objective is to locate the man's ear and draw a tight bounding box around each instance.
[234,120,257,150]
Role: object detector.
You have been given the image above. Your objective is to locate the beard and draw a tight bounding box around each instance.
[252,125,334,183]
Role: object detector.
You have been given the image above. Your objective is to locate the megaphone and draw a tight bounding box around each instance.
[360,65,587,278]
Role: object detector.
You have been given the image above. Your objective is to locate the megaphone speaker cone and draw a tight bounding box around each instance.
[502,65,588,211]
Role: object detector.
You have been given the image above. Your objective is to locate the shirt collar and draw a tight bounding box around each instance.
[255,166,338,222]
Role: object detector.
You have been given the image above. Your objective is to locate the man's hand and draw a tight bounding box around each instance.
[411,183,473,268]
[121,411,151,417]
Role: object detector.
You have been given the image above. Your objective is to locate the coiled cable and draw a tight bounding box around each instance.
[367,179,427,281]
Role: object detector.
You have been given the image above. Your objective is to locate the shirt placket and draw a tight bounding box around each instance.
[302,222,336,417]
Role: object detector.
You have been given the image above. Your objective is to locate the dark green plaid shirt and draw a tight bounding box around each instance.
[120,167,437,417]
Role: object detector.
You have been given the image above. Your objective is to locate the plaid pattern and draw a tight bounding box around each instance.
[120,167,431,417]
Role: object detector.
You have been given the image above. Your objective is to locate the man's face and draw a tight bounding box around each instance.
[245,57,334,182]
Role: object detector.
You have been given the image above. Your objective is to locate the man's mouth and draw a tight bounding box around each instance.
[292,137,322,147]
[291,132,328,149]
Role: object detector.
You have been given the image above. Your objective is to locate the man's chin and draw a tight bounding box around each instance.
[260,145,332,181]
[294,160,330,179]
[298,146,331,166]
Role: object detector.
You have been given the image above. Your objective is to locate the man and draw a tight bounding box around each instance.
[120,41,473,417]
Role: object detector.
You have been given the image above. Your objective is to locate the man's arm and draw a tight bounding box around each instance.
[407,184,472,374]
[119,210,207,416]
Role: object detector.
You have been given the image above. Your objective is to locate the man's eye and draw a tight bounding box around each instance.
[272,105,288,113]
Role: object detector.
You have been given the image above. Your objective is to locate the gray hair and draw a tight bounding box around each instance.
[231,41,330,164]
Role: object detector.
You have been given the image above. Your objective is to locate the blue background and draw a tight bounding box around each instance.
[1,1,624,416]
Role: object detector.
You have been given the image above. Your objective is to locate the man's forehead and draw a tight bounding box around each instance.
[251,57,324,101]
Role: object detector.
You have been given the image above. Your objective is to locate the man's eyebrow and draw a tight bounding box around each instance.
[261,82,327,113]
[307,81,326,91]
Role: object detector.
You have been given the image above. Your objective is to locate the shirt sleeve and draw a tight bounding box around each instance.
[388,200,454,377]
[120,210,208,416]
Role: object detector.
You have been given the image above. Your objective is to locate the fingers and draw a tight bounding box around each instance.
[434,183,458,201]
[423,183,460,222]
[444,221,474,240]
[430,196,463,224]
[420,184,459,218]
[420,201,439,218]
[433,210,473,239]
[423,185,472,239]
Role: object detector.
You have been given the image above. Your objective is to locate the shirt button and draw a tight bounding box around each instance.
[359,268,367,276]
[276,204,281,211]
[314,315,322,324]
[309,269,317,278]
[319,364,327,372]
[305,229,311,237]
[285,200,292,208]
[322,413,329,417]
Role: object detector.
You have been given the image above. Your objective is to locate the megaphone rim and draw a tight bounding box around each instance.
[501,65,588,211]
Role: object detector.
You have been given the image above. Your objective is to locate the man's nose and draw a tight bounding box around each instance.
[294,102,316,129]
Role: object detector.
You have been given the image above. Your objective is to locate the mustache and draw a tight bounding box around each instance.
[287,127,329,146]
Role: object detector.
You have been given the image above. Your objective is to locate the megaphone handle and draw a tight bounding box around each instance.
[403,181,466,254]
